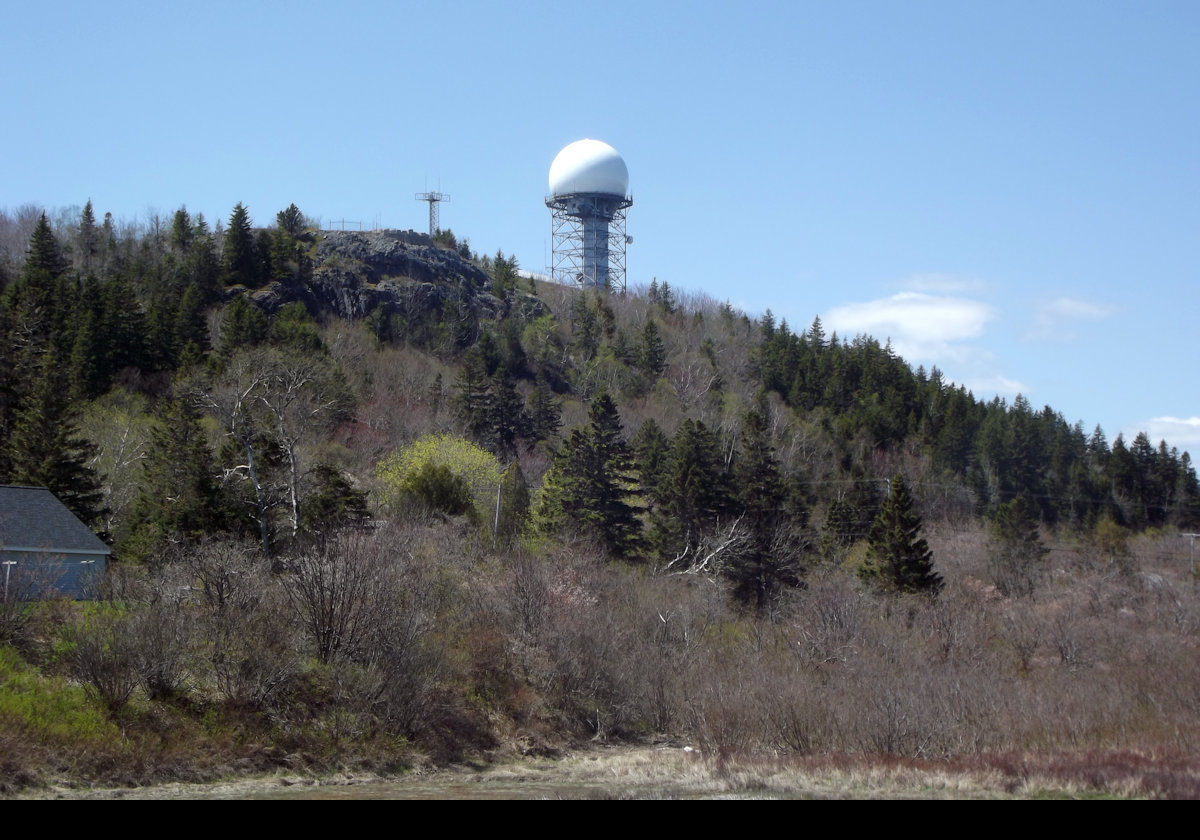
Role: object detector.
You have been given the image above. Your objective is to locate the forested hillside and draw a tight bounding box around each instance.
[1,201,1197,795]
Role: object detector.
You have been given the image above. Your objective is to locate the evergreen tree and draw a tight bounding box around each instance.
[858,475,941,595]
[454,349,494,444]
[299,463,371,539]
[538,392,641,555]
[276,203,306,236]
[121,395,230,561]
[217,295,268,362]
[631,418,670,506]
[637,317,666,380]
[68,303,104,400]
[222,202,257,286]
[170,207,194,254]
[25,213,67,279]
[656,281,677,314]
[526,372,562,444]
[650,419,731,558]
[268,302,323,354]
[173,281,212,361]
[7,347,106,529]
[183,214,222,301]
[987,497,1046,596]
[495,461,531,543]
[569,294,600,362]
[99,273,149,375]
[78,201,99,274]
[487,369,527,457]
[728,392,803,606]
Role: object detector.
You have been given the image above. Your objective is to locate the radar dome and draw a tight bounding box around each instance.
[548,139,629,198]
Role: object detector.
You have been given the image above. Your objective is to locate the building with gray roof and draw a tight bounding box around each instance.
[0,485,110,600]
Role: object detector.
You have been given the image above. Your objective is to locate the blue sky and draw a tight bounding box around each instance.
[3,1,1197,452]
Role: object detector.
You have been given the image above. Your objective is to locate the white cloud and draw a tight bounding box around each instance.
[960,375,1030,399]
[1025,296,1117,341]
[1124,416,1200,453]
[825,291,997,363]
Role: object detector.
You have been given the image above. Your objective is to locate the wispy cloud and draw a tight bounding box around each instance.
[823,287,1032,402]
[1125,416,1200,452]
[960,375,1030,399]
[1025,296,1117,341]
[825,291,996,363]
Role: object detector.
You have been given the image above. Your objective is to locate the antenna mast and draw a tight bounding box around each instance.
[415,191,450,237]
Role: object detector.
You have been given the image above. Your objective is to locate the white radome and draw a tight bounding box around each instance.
[548,139,629,198]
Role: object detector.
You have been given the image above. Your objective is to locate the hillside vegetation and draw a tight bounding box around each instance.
[0,202,1197,796]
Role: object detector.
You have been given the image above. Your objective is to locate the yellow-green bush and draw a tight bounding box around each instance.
[376,434,502,517]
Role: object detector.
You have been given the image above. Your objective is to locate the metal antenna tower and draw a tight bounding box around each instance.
[415,191,450,237]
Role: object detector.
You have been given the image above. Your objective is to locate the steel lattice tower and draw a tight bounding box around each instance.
[415,191,450,237]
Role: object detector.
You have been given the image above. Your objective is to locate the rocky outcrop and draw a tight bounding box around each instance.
[232,228,547,343]
[304,229,492,319]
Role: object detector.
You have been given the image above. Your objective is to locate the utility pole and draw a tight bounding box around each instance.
[1183,532,1198,578]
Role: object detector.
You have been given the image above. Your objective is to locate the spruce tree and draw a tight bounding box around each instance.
[858,475,941,595]
[7,347,106,529]
[495,461,531,543]
[651,419,731,558]
[488,369,527,457]
[222,203,257,287]
[300,463,371,539]
[637,318,666,380]
[539,392,641,555]
[78,201,99,274]
[121,395,229,560]
[170,207,194,254]
[26,213,67,279]
[729,392,803,606]
[276,203,306,236]
[987,497,1046,596]
[453,349,494,444]
[526,373,562,443]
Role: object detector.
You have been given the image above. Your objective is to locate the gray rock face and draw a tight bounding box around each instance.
[305,229,494,320]
[233,229,547,349]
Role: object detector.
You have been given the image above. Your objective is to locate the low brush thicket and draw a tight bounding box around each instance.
[2,521,1197,794]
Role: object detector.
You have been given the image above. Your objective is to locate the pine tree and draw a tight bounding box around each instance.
[859,475,941,595]
[454,349,494,444]
[7,347,106,529]
[651,419,731,558]
[68,304,104,400]
[987,497,1046,596]
[99,274,149,375]
[222,202,257,287]
[121,395,230,561]
[495,461,531,543]
[300,463,371,539]
[526,373,562,444]
[173,281,212,361]
[276,203,306,236]
[487,369,527,457]
[631,418,670,506]
[78,201,99,274]
[637,318,666,380]
[26,213,67,279]
[569,294,600,362]
[538,392,641,555]
[216,294,268,362]
[170,207,194,254]
[728,392,803,606]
